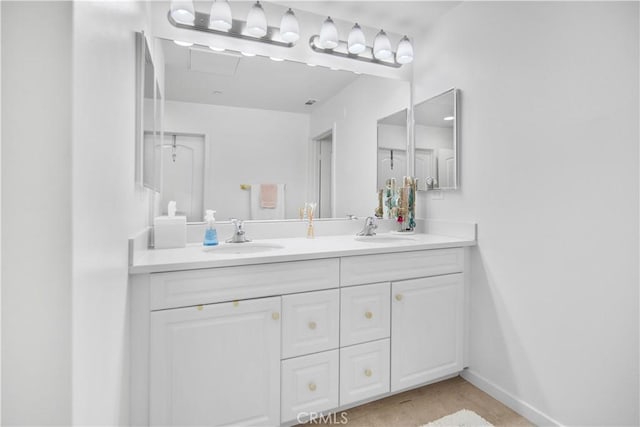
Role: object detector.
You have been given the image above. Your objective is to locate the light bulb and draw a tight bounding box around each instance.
[396,36,414,64]
[280,8,299,43]
[373,29,392,60]
[170,0,195,25]
[319,16,338,49]
[209,0,232,31]
[246,1,267,38]
[347,23,366,55]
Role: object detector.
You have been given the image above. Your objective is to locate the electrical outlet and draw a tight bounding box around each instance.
[430,190,444,200]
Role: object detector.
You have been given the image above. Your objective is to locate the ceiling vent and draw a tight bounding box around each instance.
[189,48,240,76]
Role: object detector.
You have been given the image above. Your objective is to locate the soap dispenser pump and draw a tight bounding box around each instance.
[203,210,219,246]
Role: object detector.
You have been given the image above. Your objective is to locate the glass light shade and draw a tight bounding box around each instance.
[347,23,366,54]
[280,9,299,43]
[170,0,195,25]
[319,16,339,49]
[209,0,232,31]
[246,1,267,38]
[373,30,392,60]
[396,36,414,64]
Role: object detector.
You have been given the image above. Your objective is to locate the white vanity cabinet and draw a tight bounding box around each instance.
[131,246,470,427]
[390,274,464,392]
[149,297,281,426]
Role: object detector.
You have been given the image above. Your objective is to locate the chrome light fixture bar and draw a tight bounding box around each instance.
[167,9,296,48]
[309,35,401,68]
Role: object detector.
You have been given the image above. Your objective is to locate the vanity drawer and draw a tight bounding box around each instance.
[340,248,464,286]
[340,339,390,406]
[340,283,390,347]
[149,258,339,310]
[281,350,339,423]
[282,289,340,358]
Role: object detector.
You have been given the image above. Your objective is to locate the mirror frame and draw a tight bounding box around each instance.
[135,32,162,191]
[413,87,459,191]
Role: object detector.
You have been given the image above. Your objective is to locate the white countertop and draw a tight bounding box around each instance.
[130,232,476,274]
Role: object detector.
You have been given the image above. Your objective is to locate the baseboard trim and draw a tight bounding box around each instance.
[461,369,563,427]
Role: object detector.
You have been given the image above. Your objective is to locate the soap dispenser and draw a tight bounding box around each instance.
[203,210,219,246]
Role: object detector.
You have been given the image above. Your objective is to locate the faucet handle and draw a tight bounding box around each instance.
[229,218,243,231]
[365,216,378,228]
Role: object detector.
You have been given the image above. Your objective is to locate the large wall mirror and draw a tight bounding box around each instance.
[151,37,410,222]
[414,88,459,190]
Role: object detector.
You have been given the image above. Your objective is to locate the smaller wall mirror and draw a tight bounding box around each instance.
[377,109,408,191]
[136,32,162,191]
[414,88,458,190]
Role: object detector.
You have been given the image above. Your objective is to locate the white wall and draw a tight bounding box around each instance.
[163,100,310,220]
[1,2,72,424]
[413,2,639,425]
[415,125,452,151]
[311,76,410,217]
[378,124,407,150]
[72,1,154,424]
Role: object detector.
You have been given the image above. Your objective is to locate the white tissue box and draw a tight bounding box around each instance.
[154,216,187,249]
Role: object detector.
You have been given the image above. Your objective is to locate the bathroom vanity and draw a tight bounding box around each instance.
[129,228,475,426]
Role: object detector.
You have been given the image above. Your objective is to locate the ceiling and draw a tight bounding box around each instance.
[273,1,462,38]
[162,38,360,113]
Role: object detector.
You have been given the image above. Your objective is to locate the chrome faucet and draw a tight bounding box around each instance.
[357,216,378,236]
[227,219,251,243]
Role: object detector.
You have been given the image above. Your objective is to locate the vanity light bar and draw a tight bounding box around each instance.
[308,35,401,68]
[167,10,295,48]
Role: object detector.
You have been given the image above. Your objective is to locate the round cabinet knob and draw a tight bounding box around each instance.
[395,294,403,301]
[272,312,280,320]
[308,382,317,392]
[308,321,317,330]
[364,311,373,319]
[364,368,372,377]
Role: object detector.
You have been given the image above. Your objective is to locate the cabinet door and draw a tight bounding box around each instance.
[339,339,390,406]
[391,274,463,392]
[340,282,390,347]
[282,289,340,358]
[281,350,339,423]
[150,297,281,426]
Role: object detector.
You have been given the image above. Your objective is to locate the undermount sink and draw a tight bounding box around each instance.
[204,242,285,255]
[354,234,416,243]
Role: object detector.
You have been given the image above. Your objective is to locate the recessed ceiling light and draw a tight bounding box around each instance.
[444,116,454,121]
[174,40,193,47]
[269,57,284,62]
[241,51,256,57]
[209,46,225,52]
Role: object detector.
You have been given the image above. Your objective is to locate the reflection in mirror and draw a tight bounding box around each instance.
[139,33,161,191]
[377,109,407,191]
[414,88,458,190]
[156,38,410,221]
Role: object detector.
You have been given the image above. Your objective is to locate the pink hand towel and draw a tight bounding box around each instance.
[260,184,278,208]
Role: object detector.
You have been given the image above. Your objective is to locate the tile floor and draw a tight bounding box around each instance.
[303,376,533,426]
